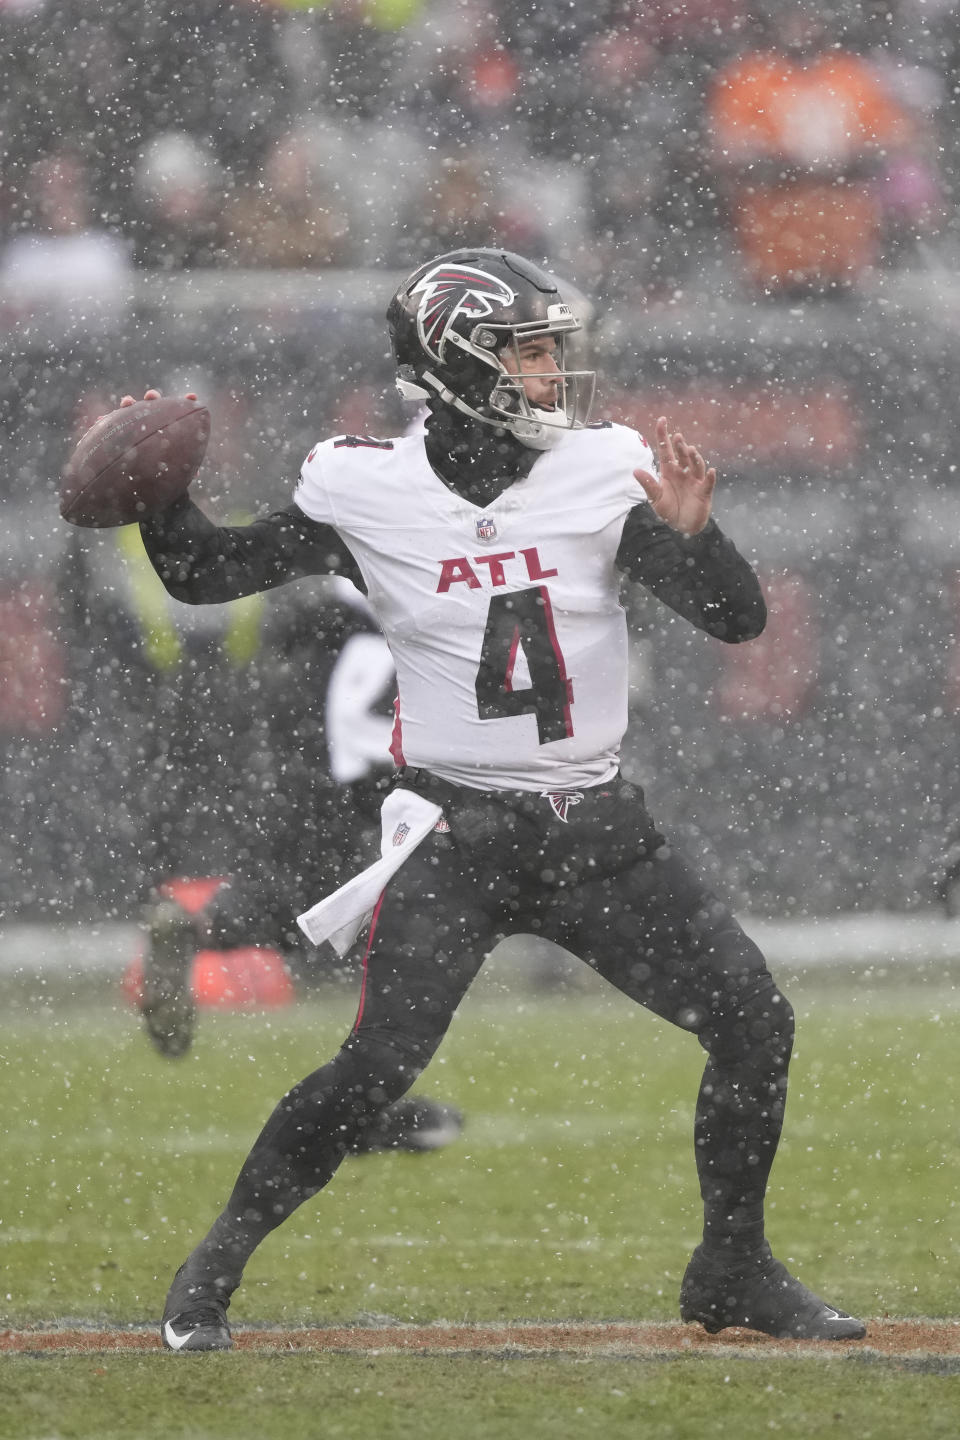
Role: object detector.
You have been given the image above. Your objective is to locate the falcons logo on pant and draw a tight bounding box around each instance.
[542,791,584,823]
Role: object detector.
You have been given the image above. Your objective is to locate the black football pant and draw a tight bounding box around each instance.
[189,780,793,1289]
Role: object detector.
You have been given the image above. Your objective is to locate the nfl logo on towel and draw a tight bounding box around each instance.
[475,515,498,542]
[393,821,411,846]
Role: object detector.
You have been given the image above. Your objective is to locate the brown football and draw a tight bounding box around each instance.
[60,395,210,528]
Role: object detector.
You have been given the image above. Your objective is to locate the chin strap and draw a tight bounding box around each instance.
[395,375,431,403]
[417,370,495,426]
[520,407,568,451]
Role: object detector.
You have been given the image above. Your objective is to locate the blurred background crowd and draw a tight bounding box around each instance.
[3,0,960,933]
[1,0,957,302]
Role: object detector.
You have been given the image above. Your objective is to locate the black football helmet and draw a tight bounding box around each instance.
[386,248,596,450]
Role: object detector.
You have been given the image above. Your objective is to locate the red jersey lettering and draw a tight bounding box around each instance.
[437,548,559,592]
[437,557,481,592]
[473,552,516,586]
[520,547,559,580]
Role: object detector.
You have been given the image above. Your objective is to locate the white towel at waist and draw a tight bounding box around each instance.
[296,787,443,956]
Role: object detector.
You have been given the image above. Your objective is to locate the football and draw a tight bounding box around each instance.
[60,394,211,528]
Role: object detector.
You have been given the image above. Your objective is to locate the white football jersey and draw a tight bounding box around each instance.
[294,424,654,791]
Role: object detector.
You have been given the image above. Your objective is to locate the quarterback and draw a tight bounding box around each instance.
[133,248,865,1350]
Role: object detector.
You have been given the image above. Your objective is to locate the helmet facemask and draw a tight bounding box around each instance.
[483,321,596,451]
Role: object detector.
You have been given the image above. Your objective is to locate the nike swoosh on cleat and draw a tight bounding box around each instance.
[163,1320,197,1351]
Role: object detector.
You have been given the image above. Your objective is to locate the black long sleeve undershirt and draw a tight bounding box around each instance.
[140,494,765,645]
[615,506,766,643]
[139,496,362,603]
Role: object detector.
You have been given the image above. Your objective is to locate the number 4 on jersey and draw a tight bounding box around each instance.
[475,586,574,745]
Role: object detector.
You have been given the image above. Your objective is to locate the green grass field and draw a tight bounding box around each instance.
[2,950,959,1438]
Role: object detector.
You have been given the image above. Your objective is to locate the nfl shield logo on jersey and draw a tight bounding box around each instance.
[393,821,411,847]
[476,515,498,542]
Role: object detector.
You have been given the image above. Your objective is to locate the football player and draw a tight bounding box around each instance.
[126,247,864,1350]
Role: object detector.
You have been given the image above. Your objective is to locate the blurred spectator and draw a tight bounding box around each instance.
[1,1,142,235]
[0,149,133,338]
[582,143,672,309]
[496,0,600,70]
[247,115,426,266]
[862,2,946,263]
[330,381,395,440]
[397,5,531,146]
[625,0,747,57]
[131,2,292,176]
[708,7,920,296]
[130,132,225,269]
[388,147,551,268]
[221,129,350,268]
[517,9,735,306]
[573,30,682,307]
[307,0,429,122]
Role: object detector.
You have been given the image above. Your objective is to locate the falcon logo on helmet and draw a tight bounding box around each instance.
[411,264,516,363]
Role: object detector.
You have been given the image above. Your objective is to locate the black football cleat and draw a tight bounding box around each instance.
[161,1264,233,1353]
[679,1243,866,1341]
[140,898,198,1058]
[351,1097,464,1155]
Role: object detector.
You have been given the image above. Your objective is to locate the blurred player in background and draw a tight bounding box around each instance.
[138,571,396,1054]
[112,247,864,1352]
[137,568,463,1157]
[935,834,960,917]
[127,386,460,1155]
[60,505,461,1157]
